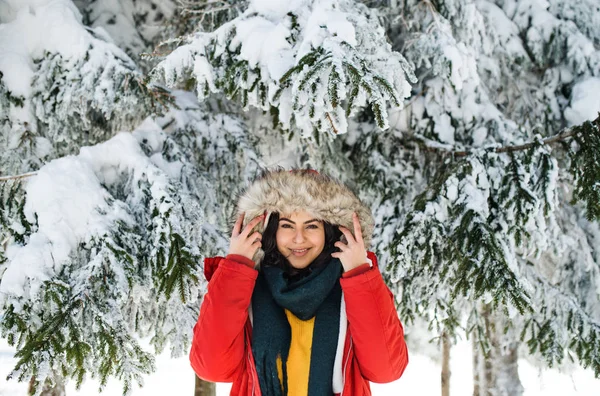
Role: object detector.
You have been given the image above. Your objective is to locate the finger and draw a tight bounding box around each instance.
[241,215,265,237]
[334,241,348,251]
[232,213,245,237]
[250,240,262,255]
[335,242,350,253]
[331,252,341,258]
[338,226,356,245]
[352,212,364,245]
[248,231,262,244]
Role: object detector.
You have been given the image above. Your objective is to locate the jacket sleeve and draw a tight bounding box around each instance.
[189,257,258,382]
[339,254,408,383]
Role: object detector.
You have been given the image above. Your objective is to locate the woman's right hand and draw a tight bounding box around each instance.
[227,213,264,260]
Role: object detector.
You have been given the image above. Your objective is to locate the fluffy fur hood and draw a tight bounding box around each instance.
[236,169,374,263]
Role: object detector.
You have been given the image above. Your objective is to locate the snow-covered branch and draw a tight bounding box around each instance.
[410,115,599,157]
[153,0,415,138]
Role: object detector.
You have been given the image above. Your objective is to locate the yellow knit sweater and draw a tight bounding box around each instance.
[275,309,316,396]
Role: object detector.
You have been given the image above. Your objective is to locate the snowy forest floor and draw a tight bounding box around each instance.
[0,339,598,395]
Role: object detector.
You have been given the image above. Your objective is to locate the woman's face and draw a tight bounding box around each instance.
[276,211,325,269]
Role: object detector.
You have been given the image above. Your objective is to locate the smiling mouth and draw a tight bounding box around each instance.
[290,248,310,256]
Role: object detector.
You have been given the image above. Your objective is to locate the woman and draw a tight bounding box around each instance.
[190,169,408,395]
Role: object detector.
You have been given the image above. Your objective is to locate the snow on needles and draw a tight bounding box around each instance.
[0,126,171,307]
[0,0,140,146]
[155,0,415,138]
[0,0,129,97]
[564,77,600,126]
[231,16,295,79]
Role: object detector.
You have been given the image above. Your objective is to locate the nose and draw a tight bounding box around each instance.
[293,228,306,243]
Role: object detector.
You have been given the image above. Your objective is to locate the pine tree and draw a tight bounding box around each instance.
[0,1,259,393]
[350,0,600,393]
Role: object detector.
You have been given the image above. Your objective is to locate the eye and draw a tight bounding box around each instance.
[280,223,293,229]
[306,224,320,229]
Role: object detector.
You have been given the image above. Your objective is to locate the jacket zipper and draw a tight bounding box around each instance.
[340,337,353,396]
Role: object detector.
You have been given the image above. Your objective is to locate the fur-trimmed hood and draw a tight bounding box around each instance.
[236,169,374,264]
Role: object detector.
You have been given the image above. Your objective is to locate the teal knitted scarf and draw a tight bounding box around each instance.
[251,259,343,395]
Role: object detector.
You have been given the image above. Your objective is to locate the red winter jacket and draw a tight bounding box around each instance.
[190,253,408,395]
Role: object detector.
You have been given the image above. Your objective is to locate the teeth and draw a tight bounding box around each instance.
[293,249,308,252]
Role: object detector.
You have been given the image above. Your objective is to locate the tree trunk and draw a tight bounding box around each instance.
[195,375,216,396]
[29,375,65,396]
[473,337,480,396]
[496,340,522,396]
[472,305,524,396]
[441,331,451,396]
[483,304,496,396]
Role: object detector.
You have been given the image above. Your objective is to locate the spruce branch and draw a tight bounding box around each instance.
[497,154,537,247]
[156,4,415,137]
[5,277,155,395]
[0,181,34,244]
[157,233,201,303]
[388,156,532,330]
[569,117,600,220]
[521,269,600,376]
[410,116,600,220]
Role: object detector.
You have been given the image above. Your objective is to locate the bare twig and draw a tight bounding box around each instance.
[325,112,339,135]
[182,5,234,15]
[0,172,37,182]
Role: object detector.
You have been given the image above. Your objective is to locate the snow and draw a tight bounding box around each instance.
[303,5,358,49]
[0,127,180,304]
[157,0,415,138]
[0,51,33,98]
[472,127,488,146]
[231,17,295,79]
[442,44,477,91]
[564,77,600,126]
[324,14,357,47]
[0,0,89,97]
[1,338,598,395]
[0,156,129,300]
[434,113,456,144]
[457,158,490,215]
[446,179,458,202]
[250,0,308,20]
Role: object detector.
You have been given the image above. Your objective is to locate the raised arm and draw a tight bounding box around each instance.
[190,214,264,382]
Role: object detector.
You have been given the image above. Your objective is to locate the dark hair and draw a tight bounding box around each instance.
[261,212,342,278]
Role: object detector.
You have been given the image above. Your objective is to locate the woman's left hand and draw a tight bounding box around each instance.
[332,212,369,272]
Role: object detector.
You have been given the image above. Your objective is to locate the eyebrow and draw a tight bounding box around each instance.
[279,218,321,225]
